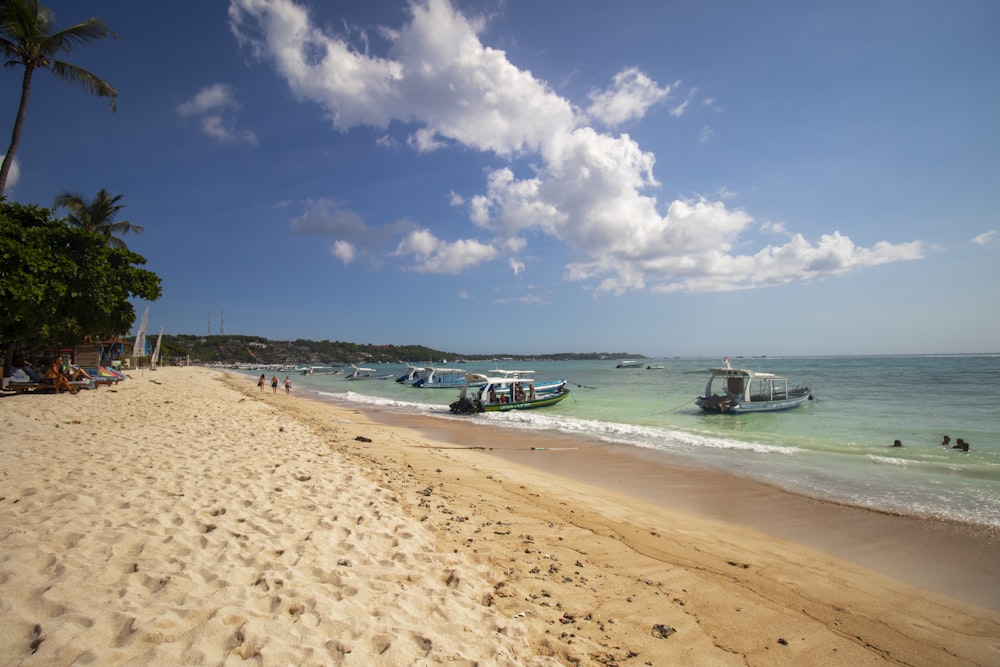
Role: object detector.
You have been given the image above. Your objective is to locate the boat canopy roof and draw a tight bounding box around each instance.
[489,369,535,378]
[707,367,781,380]
[466,373,539,386]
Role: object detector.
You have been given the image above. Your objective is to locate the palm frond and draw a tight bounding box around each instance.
[43,17,117,52]
[47,60,117,109]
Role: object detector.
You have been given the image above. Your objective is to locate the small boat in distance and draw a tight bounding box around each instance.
[696,358,811,413]
[449,375,569,413]
[646,364,664,370]
[616,359,643,368]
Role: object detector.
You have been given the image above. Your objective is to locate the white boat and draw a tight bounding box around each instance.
[345,365,378,380]
[396,364,426,384]
[616,359,643,368]
[412,367,467,388]
[449,375,569,413]
[695,360,811,413]
[467,370,565,394]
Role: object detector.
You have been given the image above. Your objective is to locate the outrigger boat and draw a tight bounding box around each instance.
[696,359,811,413]
[396,364,426,384]
[412,367,467,389]
[345,365,378,380]
[449,375,570,413]
[473,369,566,393]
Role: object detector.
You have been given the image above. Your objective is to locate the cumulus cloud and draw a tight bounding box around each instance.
[177,83,258,145]
[229,0,924,294]
[972,230,997,246]
[290,198,417,266]
[331,239,356,264]
[586,67,675,126]
[392,228,497,273]
[1,154,18,189]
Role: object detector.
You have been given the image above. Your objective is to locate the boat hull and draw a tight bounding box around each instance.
[696,391,811,413]
[480,390,569,412]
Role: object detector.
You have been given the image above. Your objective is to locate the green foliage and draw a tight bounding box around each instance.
[53,189,144,251]
[0,200,161,357]
[152,333,639,366]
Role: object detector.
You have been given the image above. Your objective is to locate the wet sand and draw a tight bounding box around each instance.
[369,410,1000,613]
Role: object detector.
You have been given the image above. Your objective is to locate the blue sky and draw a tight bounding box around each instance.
[3,0,998,357]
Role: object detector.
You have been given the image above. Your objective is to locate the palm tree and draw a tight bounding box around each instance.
[0,0,118,195]
[54,188,143,250]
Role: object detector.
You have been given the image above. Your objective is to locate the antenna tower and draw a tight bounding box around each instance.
[207,311,211,336]
[220,309,225,335]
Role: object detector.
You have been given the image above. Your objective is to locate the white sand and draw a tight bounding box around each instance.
[0,367,552,666]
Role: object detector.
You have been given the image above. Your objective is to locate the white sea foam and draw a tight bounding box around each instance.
[868,455,914,466]
[474,410,802,456]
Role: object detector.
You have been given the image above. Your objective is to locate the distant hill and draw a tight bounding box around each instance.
[156,334,643,366]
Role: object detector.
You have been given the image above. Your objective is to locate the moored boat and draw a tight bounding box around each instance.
[345,365,378,380]
[412,367,467,388]
[472,369,565,393]
[616,359,643,368]
[396,364,426,384]
[449,375,569,413]
[695,360,811,413]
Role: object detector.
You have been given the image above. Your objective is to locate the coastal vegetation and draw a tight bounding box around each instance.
[0,200,161,369]
[154,333,641,367]
[53,189,143,251]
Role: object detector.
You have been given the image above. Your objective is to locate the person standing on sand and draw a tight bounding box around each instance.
[271,375,279,393]
[284,376,291,394]
[257,374,266,392]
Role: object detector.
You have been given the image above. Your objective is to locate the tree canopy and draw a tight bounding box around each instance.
[54,188,144,250]
[0,0,118,195]
[0,200,161,364]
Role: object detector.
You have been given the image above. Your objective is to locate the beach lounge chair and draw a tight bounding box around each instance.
[2,376,45,393]
[0,377,90,393]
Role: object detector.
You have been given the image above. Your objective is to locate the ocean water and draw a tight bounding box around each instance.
[244,355,1000,529]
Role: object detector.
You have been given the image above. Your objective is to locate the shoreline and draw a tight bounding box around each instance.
[356,403,1000,613]
[2,366,998,666]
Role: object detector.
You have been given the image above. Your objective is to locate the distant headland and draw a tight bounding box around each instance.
[155,334,644,366]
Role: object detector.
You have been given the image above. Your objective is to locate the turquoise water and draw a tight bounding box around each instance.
[246,355,1000,529]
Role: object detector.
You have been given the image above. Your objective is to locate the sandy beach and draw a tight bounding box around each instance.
[2,367,998,666]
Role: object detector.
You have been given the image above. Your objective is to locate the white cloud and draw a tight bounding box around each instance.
[1,154,18,189]
[393,228,497,273]
[331,239,356,264]
[290,198,415,267]
[230,0,925,294]
[586,67,674,126]
[177,83,258,145]
[972,230,997,246]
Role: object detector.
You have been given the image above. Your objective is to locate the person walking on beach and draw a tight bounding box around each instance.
[284,376,292,394]
[271,375,279,393]
[257,374,266,392]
